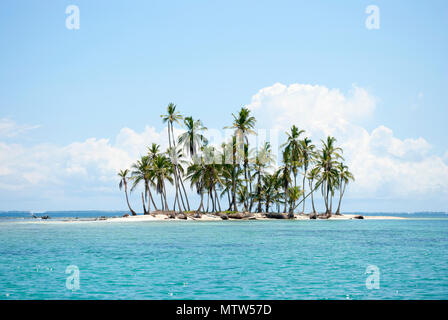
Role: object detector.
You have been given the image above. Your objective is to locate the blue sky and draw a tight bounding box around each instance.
[0,0,447,212]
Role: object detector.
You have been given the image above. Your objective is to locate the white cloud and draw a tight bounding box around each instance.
[0,126,172,192]
[0,84,447,208]
[345,127,448,198]
[114,125,184,160]
[0,118,40,138]
[369,125,431,159]
[248,83,375,136]
[247,82,448,199]
[0,142,62,188]
[63,138,133,181]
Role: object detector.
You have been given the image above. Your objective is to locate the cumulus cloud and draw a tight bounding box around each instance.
[0,83,446,209]
[248,83,375,137]
[0,126,173,192]
[343,127,448,198]
[369,125,431,160]
[247,82,448,199]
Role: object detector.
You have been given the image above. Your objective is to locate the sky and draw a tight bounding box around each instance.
[0,0,447,212]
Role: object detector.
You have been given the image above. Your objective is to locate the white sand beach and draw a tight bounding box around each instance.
[18,212,407,224]
[95,212,407,222]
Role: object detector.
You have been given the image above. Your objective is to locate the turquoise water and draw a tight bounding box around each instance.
[0,219,447,299]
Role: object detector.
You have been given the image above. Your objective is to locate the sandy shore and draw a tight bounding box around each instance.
[95,212,407,223]
[18,212,407,224]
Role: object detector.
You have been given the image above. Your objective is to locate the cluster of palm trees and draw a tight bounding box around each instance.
[118,103,354,218]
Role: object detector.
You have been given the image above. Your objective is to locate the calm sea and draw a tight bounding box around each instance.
[0,217,447,299]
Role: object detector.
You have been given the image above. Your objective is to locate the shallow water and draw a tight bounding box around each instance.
[0,219,447,299]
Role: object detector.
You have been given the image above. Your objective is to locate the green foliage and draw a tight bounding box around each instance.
[118,104,354,216]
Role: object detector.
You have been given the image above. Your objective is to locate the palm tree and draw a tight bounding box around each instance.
[219,142,234,210]
[168,146,191,213]
[230,135,239,211]
[202,146,224,212]
[118,169,137,216]
[242,143,256,210]
[152,154,174,211]
[307,167,320,214]
[130,156,157,214]
[161,103,186,213]
[335,163,355,215]
[186,156,206,213]
[120,103,356,219]
[278,150,292,213]
[288,186,303,215]
[261,172,281,213]
[281,125,305,188]
[300,137,315,213]
[148,143,160,159]
[316,136,343,217]
[161,103,183,149]
[225,107,256,211]
[178,116,208,157]
[253,142,275,212]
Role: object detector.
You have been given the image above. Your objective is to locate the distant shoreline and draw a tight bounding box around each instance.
[3,211,448,223]
[11,212,410,223]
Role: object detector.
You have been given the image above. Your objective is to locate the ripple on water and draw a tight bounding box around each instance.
[0,220,447,299]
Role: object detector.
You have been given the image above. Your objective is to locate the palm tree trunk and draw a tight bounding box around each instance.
[243,162,249,211]
[171,164,181,214]
[335,193,343,215]
[162,181,169,211]
[206,191,210,212]
[160,192,164,211]
[164,191,169,211]
[144,181,151,214]
[247,174,253,212]
[232,137,237,212]
[309,180,317,213]
[327,182,332,217]
[198,190,204,213]
[323,181,327,213]
[174,168,187,211]
[214,188,222,212]
[146,191,151,215]
[302,167,307,214]
[179,177,191,211]
[330,194,333,213]
[211,188,217,212]
[265,197,270,213]
[170,123,183,214]
[178,186,187,211]
[173,172,183,213]
[255,171,262,212]
[149,187,158,211]
[335,181,346,215]
[167,122,172,148]
[124,184,137,216]
[294,171,297,188]
[141,192,147,215]
[165,122,173,213]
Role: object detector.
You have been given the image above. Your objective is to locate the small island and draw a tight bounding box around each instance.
[113,103,402,222]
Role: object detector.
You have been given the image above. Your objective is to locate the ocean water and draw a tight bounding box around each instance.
[0,219,447,300]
